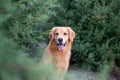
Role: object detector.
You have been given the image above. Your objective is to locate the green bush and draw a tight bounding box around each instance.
[0,0,61,80]
[0,32,61,80]
[0,0,57,50]
[51,0,120,71]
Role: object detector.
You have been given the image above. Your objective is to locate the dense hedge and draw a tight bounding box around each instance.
[1,0,57,47]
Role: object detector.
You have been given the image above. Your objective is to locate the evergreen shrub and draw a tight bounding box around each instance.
[0,0,60,80]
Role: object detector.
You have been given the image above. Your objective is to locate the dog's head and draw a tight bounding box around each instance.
[49,27,75,51]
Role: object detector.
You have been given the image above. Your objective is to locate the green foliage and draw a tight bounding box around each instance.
[51,0,120,71]
[0,0,58,50]
[0,0,61,80]
[0,33,59,80]
[96,63,113,80]
[0,0,15,25]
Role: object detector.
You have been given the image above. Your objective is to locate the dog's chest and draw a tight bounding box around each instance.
[51,51,71,66]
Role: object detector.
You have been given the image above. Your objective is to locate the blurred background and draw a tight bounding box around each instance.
[0,0,120,80]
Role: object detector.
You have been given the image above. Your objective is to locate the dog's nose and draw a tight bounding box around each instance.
[58,38,63,42]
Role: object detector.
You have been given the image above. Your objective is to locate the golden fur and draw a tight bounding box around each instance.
[41,27,75,80]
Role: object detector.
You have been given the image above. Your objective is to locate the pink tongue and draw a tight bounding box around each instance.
[58,45,64,51]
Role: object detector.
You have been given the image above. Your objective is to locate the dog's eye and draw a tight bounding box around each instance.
[64,33,67,35]
[55,33,59,35]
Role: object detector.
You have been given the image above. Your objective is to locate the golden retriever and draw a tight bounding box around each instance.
[40,27,75,80]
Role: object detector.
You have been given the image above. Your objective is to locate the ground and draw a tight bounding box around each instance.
[66,66,117,80]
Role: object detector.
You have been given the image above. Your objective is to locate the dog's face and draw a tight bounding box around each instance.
[49,27,75,51]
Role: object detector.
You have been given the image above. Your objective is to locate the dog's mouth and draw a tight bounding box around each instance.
[57,43,66,51]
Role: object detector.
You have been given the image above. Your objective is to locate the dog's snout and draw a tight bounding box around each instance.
[58,38,63,42]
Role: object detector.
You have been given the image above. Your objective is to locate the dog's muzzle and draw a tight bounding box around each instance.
[57,38,66,51]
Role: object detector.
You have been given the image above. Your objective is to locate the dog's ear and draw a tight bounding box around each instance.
[67,27,75,42]
[49,27,56,41]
